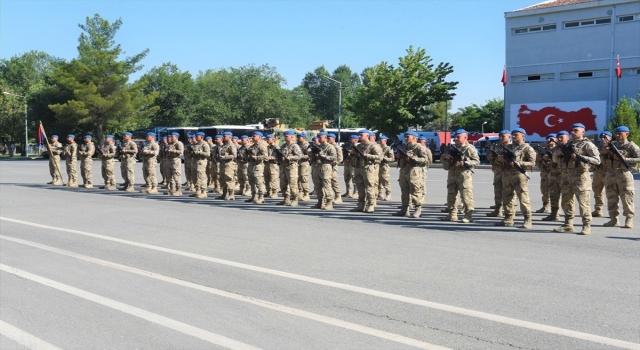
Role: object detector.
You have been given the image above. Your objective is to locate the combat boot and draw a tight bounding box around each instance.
[147,187,159,195]
[440,211,458,222]
[171,189,183,196]
[440,207,450,213]
[411,206,422,218]
[214,187,222,194]
[67,182,78,188]
[350,202,365,212]
[461,210,473,223]
[99,185,107,189]
[541,207,559,221]
[348,193,358,199]
[124,186,135,192]
[363,203,375,213]
[215,193,226,200]
[591,208,604,217]
[105,185,116,191]
[341,191,350,197]
[226,190,235,201]
[303,192,311,202]
[253,195,264,204]
[535,204,550,213]
[322,201,334,210]
[195,190,207,199]
[603,218,619,227]
[188,184,196,192]
[623,218,633,229]
[276,197,289,205]
[52,178,63,186]
[244,197,255,203]
[47,180,54,184]
[333,196,343,204]
[495,215,515,226]
[489,205,497,209]
[486,207,503,217]
[140,188,150,194]
[579,225,591,235]
[268,191,278,199]
[384,194,392,201]
[311,202,322,209]
[553,218,575,232]
[392,206,410,217]
[85,184,93,189]
[288,199,298,207]
[377,193,385,201]
[520,216,533,229]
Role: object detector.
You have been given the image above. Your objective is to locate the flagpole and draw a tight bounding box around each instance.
[40,121,65,185]
[616,54,620,105]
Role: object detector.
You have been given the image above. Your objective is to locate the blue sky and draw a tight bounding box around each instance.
[1,0,536,110]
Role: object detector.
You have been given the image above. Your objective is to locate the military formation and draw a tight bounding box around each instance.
[46,124,638,234]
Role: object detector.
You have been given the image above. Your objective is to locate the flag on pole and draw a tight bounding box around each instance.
[616,55,622,78]
[37,122,47,147]
[501,66,507,86]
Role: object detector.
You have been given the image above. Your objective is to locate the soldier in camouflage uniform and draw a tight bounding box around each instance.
[276,130,302,206]
[350,129,382,213]
[377,136,394,201]
[236,135,251,196]
[99,134,117,190]
[486,131,511,217]
[158,136,169,187]
[602,125,639,229]
[140,132,160,194]
[393,132,431,218]
[183,135,194,190]
[205,136,214,189]
[368,132,383,205]
[297,133,311,201]
[441,129,480,223]
[165,132,184,196]
[188,132,211,198]
[209,135,223,193]
[78,135,95,188]
[552,123,600,235]
[47,134,64,185]
[494,128,537,229]
[542,133,563,221]
[342,135,358,198]
[309,132,338,210]
[534,133,557,214]
[63,134,78,187]
[216,132,238,200]
[591,131,611,217]
[119,132,138,192]
[264,133,280,198]
[327,133,343,204]
[245,131,268,204]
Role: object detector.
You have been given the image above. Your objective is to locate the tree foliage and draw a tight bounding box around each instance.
[139,63,194,127]
[48,14,158,142]
[448,98,504,132]
[348,46,458,139]
[608,97,640,144]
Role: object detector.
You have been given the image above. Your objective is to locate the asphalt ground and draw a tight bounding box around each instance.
[0,159,638,350]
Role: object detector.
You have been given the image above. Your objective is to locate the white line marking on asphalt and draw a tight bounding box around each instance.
[2,216,639,350]
[1,235,446,350]
[0,263,261,350]
[0,320,63,350]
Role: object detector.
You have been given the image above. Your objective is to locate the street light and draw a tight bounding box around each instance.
[321,75,342,143]
[482,121,488,134]
[2,92,28,156]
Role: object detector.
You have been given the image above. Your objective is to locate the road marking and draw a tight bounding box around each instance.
[0,320,63,350]
[1,235,446,350]
[0,263,260,350]
[2,216,639,350]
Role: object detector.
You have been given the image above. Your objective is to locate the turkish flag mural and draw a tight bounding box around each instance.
[510,101,606,140]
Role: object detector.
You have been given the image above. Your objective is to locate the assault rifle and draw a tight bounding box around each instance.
[497,144,530,179]
[350,144,365,158]
[274,147,289,163]
[447,145,475,174]
[391,143,417,165]
[535,145,553,159]
[560,143,590,165]
[308,144,321,155]
[608,143,631,170]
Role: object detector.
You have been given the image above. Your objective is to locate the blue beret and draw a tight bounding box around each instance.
[252,131,263,137]
[266,133,274,138]
[600,131,612,138]
[571,123,585,129]
[454,129,468,135]
[123,132,132,136]
[195,132,205,137]
[105,134,114,139]
[556,130,569,136]
[298,132,307,138]
[241,135,249,139]
[418,136,427,141]
[215,134,223,138]
[615,126,630,133]
[379,135,388,140]
[67,134,75,138]
[311,136,318,141]
[283,130,295,136]
[511,128,526,135]
[188,134,196,139]
[499,130,511,136]
[317,131,327,137]
[232,136,239,140]
[358,129,369,134]
[545,133,556,139]
[223,131,233,136]
[205,136,212,140]
[51,134,58,138]
[350,134,359,139]
[404,131,418,137]
[147,132,156,137]
[327,133,336,138]
[84,135,92,139]
[161,136,167,140]
[171,132,180,137]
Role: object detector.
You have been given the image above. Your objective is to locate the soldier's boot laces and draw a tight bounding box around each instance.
[623,218,633,229]
[520,216,533,229]
[591,209,604,217]
[579,225,591,235]
[350,203,365,212]
[392,206,409,217]
[411,206,422,219]
[603,218,619,227]
[553,219,574,232]
[542,207,559,221]
[461,210,473,223]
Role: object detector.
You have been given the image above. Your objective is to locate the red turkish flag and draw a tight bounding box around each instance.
[517,105,598,137]
[616,55,622,78]
[501,66,507,86]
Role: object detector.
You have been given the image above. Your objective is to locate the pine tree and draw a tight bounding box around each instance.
[608,97,640,145]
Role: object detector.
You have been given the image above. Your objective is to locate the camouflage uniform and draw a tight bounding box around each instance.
[189,143,199,192]
[370,142,383,203]
[247,141,268,203]
[350,141,382,213]
[310,143,338,209]
[63,141,78,187]
[165,139,184,195]
[330,141,344,203]
[393,143,430,218]
[591,150,607,216]
[217,140,238,200]
[140,140,160,193]
[298,140,311,201]
[603,140,639,228]
[536,145,554,213]
[342,143,356,198]
[209,144,222,193]
[497,142,536,228]
[442,144,480,222]
[264,143,280,198]
[190,140,211,198]
[183,143,193,189]
[237,144,250,196]
[78,141,95,188]
[277,142,302,206]
[542,146,563,221]
[158,141,167,186]
[48,140,64,185]
[119,140,138,191]
[99,141,117,190]
[553,138,600,234]
[486,143,508,216]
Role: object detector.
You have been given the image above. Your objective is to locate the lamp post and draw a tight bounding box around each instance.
[321,75,342,143]
[482,121,488,134]
[3,92,28,156]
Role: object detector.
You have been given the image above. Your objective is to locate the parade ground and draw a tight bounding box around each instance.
[1,159,639,349]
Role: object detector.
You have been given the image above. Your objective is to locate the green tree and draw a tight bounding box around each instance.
[608,97,640,144]
[448,98,504,132]
[139,63,194,127]
[48,14,158,142]
[348,46,458,140]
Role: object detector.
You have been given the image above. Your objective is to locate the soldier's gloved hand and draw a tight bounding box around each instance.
[498,155,505,163]
[458,161,466,167]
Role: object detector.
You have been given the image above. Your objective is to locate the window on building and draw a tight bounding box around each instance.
[618,15,635,22]
[512,73,554,82]
[564,17,611,28]
[595,18,611,24]
[513,24,556,34]
[578,72,593,78]
[561,70,609,79]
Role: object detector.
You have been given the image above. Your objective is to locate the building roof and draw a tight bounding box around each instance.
[517,0,595,11]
